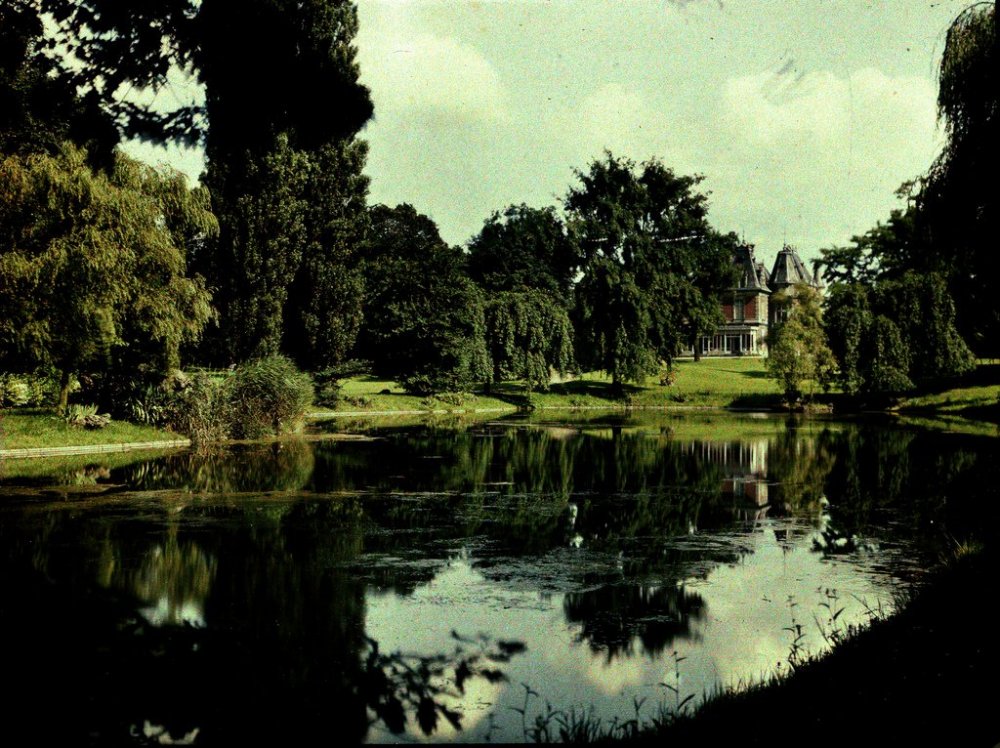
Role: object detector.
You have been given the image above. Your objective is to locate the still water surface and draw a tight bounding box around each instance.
[1,414,994,744]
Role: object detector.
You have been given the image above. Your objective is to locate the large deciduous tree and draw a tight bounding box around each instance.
[0,146,214,409]
[565,153,736,387]
[467,205,580,304]
[358,205,489,395]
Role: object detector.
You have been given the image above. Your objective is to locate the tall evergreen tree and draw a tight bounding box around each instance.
[41,0,374,367]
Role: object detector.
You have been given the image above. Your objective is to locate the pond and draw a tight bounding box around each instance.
[1,413,996,744]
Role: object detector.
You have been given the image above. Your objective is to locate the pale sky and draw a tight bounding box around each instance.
[124,0,968,269]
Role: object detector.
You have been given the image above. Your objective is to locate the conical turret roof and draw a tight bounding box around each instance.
[769,245,817,289]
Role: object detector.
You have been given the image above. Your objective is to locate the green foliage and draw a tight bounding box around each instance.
[283,139,370,370]
[483,290,575,391]
[0,3,117,165]
[202,135,310,363]
[823,273,972,396]
[39,0,373,150]
[873,273,974,380]
[765,285,835,404]
[823,284,873,395]
[860,316,913,395]
[45,2,376,370]
[918,4,996,355]
[200,135,370,370]
[0,371,60,407]
[163,373,231,446]
[358,204,490,395]
[566,152,737,385]
[467,204,579,302]
[816,205,919,287]
[0,145,214,409]
[223,355,315,439]
[817,6,995,356]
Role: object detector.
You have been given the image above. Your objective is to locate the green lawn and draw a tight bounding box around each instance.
[898,382,1000,414]
[0,411,181,451]
[324,357,785,414]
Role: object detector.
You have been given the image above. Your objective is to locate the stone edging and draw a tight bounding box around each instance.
[0,439,190,460]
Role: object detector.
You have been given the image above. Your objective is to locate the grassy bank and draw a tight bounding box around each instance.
[0,410,179,452]
[5,358,998,452]
[636,546,998,747]
[325,357,784,414]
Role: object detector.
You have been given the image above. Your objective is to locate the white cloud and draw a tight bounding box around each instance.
[721,66,938,166]
[705,65,941,259]
[358,5,508,125]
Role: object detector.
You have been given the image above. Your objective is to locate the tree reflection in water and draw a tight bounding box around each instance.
[564,583,706,660]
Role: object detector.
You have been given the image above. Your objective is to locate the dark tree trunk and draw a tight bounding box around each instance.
[58,369,71,413]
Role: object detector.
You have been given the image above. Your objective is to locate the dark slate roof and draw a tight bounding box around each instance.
[733,245,770,292]
[769,245,817,289]
[755,262,770,289]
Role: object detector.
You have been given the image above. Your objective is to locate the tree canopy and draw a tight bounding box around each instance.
[482,290,574,392]
[765,285,835,405]
[916,2,996,354]
[0,2,117,166]
[819,4,995,358]
[0,146,214,408]
[358,204,489,394]
[566,152,736,385]
[467,205,580,303]
[823,272,972,396]
[36,0,373,150]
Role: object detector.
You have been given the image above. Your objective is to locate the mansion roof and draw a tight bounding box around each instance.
[731,244,820,293]
[770,245,819,290]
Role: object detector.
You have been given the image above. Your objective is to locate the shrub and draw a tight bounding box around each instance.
[224,356,314,439]
[164,373,230,445]
[0,371,61,407]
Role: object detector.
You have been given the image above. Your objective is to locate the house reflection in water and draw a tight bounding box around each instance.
[685,440,770,518]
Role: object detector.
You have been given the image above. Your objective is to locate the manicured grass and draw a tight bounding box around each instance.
[331,376,515,412]
[898,382,1000,414]
[0,411,180,451]
[323,358,787,415]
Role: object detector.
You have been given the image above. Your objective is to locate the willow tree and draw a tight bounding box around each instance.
[482,291,574,391]
[0,146,214,409]
[916,2,996,354]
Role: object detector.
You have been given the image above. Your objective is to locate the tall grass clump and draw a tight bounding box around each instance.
[223,355,314,439]
[165,372,230,445]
